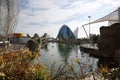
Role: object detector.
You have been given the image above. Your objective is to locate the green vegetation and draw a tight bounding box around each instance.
[89,34,99,44]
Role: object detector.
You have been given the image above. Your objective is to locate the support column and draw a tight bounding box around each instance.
[118,7,120,23]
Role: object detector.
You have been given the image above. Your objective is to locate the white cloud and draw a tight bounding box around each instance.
[16,0,120,38]
[29,0,56,9]
[98,0,120,6]
[20,0,103,23]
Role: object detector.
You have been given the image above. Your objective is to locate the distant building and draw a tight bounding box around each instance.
[57,25,75,40]
[9,33,30,44]
[33,33,39,38]
[73,27,79,39]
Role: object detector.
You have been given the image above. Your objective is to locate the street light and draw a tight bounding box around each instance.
[88,16,91,47]
[88,16,91,39]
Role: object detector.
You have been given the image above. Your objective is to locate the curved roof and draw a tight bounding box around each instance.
[13,33,25,37]
[57,25,75,40]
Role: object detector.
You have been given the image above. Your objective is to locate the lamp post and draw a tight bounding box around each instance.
[88,16,91,47]
[88,16,91,39]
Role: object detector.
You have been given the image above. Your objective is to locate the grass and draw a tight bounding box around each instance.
[0,47,119,80]
[50,56,120,80]
[0,48,50,80]
[50,57,103,80]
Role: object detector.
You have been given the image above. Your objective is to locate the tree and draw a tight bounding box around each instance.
[90,34,99,44]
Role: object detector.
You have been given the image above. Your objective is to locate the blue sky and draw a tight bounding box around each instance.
[16,0,120,38]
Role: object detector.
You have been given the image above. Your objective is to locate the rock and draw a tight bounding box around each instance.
[98,23,120,56]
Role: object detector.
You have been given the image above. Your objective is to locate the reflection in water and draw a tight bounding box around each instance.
[34,42,120,79]
[57,43,73,57]
[39,42,98,74]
